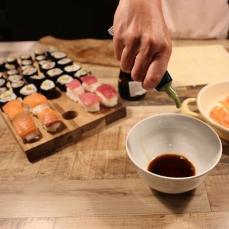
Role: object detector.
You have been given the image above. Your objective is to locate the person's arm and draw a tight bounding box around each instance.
[113,0,172,90]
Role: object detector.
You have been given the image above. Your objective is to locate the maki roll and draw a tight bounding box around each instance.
[74,68,91,79]
[0,87,8,95]
[28,74,45,88]
[40,61,56,75]
[22,66,38,80]
[19,84,37,99]
[20,54,33,62]
[6,69,19,76]
[46,46,58,59]
[51,51,66,62]
[4,63,16,72]
[46,68,63,82]
[0,78,7,88]
[11,80,25,97]
[40,79,60,99]
[6,57,19,68]
[21,59,33,67]
[35,55,47,62]
[34,48,46,57]
[8,74,23,83]
[56,74,73,92]
[0,90,17,109]
[64,63,81,77]
[0,59,5,72]
[57,57,73,70]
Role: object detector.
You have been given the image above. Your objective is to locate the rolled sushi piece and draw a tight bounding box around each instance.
[6,57,19,68]
[11,80,25,97]
[0,87,8,95]
[6,69,19,76]
[21,59,33,67]
[37,107,62,133]
[40,79,60,100]
[34,48,46,57]
[22,66,38,80]
[0,78,7,88]
[64,63,81,77]
[46,68,63,83]
[28,73,45,88]
[8,74,23,83]
[12,114,40,142]
[95,84,118,107]
[74,68,91,79]
[56,74,73,92]
[35,55,46,62]
[40,61,56,75]
[23,92,49,115]
[57,57,73,70]
[46,46,58,59]
[81,75,100,93]
[2,99,25,121]
[51,51,67,62]
[4,63,16,72]
[19,84,37,99]
[20,54,33,62]
[78,92,101,112]
[0,90,17,109]
[65,79,84,102]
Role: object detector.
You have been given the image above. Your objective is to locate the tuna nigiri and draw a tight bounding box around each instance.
[2,99,25,121]
[95,84,118,107]
[12,114,40,142]
[65,79,84,102]
[78,92,101,112]
[81,75,100,93]
[37,107,62,132]
[23,92,49,115]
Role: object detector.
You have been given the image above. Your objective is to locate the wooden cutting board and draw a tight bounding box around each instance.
[0,93,126,162]
[39,36,120,67]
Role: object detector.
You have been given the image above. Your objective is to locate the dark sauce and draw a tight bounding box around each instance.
[148,154,195,178]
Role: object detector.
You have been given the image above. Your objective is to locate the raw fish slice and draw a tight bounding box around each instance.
[23,92,48,108]
[96,84,118,107]
[81,75,100,92]
[78,92,101,112]
[2,99,25,121]
[12,114,40,141]
[66,79,84,102]
[37,107,62,132]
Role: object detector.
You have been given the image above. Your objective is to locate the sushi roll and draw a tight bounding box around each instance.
[65,79,84,102]
[40,61,56,75]
[51,51,66,62]
[6,69,19,76]
[34,48,46,57]
[46,68,63,82]
[11,80,25,97]
[78,92,101,113]
[4,63,16,72]
[0,90,17,109]
[20,54,33,62]
[56,74,73,92]
[81,75,100,93]
[95,84,118,107]
[19,84,37,99]
[74,68,91,79]
[21,59,33,67]
[2,99,25,121]
[23,92,49,115]
[35,55,47,62]
[6,57,19,68]
[28,73,45,88]
[0,59,5,72]
[47,46,58,59]
[64,63,81,77]
[57,57,73,70]
[22,66,38,80]
[0,78,7,88]
[37,107,62,132]
[40,79,60,100]
[12,114,40,142]
[8,74,23,83]
[0,87,8,95]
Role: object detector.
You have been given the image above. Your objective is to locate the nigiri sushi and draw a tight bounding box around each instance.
[78,92,101,112]
[81,75,100,93]
[23,92,49,115]
[95,84,118,107]
[2,99,25,121]
[65,79,84,102]
[37,107,62,132]
[12,114,40,142]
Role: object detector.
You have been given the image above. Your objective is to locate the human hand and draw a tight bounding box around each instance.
[113,0,172,90]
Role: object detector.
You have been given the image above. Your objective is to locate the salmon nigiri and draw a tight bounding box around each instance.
[37,107,62,132]
[23,92,49,115]
[12,114,40,142]
[2,99,25,121]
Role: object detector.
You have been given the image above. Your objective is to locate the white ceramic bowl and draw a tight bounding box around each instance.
[181,80,229,141]
[126,113,222,194]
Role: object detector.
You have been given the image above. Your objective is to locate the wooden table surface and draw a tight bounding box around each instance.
[0,39,229,229]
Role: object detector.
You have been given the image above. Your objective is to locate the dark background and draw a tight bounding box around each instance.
[0,0,119,41]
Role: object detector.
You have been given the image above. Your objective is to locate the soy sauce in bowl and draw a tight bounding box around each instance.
[148,154,196,178]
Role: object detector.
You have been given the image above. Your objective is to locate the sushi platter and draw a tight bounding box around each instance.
[0,46,126,162]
